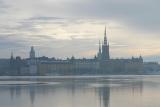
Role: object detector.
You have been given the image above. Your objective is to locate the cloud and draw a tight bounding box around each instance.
[0,0,9,14]
[28,16,64,21]
[0,0,160,61]
[63,0,160,33]
[2,0,160,33]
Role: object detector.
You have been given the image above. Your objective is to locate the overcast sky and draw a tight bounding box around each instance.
[0,0,160,62]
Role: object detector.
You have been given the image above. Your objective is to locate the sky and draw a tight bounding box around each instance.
[0,0,160,62]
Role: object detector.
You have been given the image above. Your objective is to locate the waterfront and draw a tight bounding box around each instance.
[0,75,160,107]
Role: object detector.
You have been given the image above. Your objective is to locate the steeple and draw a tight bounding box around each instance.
[104,26,106,36]
[11,52,13,59]
[99,40,102,53]
[104,26,107,45]
[10,52,14,68]
[102,26,110,60]
[97,40,102,60]
[30,46,35,59]
[31,46,34,52]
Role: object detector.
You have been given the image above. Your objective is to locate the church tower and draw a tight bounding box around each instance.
[97,40,102,60]
[30,46,35,59]
[101,26,110,60]
[10,52,14,68]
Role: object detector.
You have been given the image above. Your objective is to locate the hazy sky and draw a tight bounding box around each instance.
[0,0,160,62]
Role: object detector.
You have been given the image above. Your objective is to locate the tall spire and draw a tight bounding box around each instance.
[104,26,107,45]
[97,40,102,60]
[104,26,106,37]
[99,40,101,53]
[102,26,110,60]
[11,52,14,59]
[30,46,35,59]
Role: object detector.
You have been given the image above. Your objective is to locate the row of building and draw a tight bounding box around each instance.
[0,27,160,75]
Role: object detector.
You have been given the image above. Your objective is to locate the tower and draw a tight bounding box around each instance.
[10,52,14,68]
[97,40,102,60]
[30,46,35,59]
[10,52,14,60]
[29,46,37,75]
[102,26,110,60]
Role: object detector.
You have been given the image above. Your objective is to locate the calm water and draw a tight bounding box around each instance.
[0,75,160,107]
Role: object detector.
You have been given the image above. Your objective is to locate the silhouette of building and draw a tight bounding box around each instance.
[101,26,110,60]
[35,27,144,75]
[30,46,35,59]
[3,26,159,75]
[28,46,37,75]
[10,52,14,69]
[9,52,27,75]
[97,40,102,60]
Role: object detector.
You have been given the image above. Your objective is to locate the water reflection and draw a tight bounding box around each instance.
[8,85,35,106]
[9,86,22,100]
[29,85,36,105]
[98,87,110,107]
[1,76,160,107]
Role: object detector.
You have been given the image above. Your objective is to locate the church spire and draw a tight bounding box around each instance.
[99,40,101,53]
[104,26,106,37]
[11,52,13,59]
[102,26,110,60]
[30,46,35,59]
[97,40,102,60]
[104,26,107,45]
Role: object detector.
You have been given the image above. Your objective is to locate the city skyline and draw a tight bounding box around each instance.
[0,0,160,62]
[9,27,143,61]
[1,26,160,62]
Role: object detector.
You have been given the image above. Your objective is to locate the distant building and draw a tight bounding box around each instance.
[101,26,110,60]
[28,46,37,75]
[97,27,143,74]
[37,60,73,75]
[97,40,102,60]
[10,52,14,69]
[30,46,35,59]
[9,53,27,75]
[143,62,160,73]
[0,59,10,75]
[35,27,144,75]
[37,58,99,75]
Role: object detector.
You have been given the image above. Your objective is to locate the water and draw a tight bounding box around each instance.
[0,75,160,107]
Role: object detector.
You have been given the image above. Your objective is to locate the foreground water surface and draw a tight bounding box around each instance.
[0,75,160,107]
